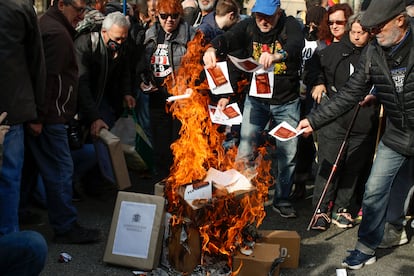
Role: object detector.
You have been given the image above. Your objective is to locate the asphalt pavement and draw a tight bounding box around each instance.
[22,173,414,276]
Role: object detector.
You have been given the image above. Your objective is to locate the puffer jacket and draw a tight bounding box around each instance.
[308,24,414,156]
[0,0,46,125]
[39,5,78,124]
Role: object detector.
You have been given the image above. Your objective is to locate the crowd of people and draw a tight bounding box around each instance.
[0,0,413,274]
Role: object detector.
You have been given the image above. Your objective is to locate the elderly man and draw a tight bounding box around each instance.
[203,0,304,218]
[75,11,135,137]
[297,0,414,270]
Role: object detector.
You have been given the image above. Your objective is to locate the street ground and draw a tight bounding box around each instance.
[22,173,414,276]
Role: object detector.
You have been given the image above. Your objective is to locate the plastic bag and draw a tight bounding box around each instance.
[111,109,153,171]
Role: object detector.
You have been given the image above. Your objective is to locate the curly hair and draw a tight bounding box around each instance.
[156,0,183,15]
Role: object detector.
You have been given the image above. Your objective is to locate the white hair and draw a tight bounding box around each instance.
[102,11,130,31]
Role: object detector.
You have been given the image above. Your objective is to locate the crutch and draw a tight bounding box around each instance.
[307,103,361,231]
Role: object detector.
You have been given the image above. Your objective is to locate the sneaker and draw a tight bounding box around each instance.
[332,208,355,228]
[378,223,408,249]
[272,204,297,218]
[311,212,331,231]
[54,223,102,244]
[341,249,376,270]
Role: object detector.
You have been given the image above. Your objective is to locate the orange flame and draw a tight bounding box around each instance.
[163,31,274,271]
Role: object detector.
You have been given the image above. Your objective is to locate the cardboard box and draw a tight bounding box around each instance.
[104,191,165,270]
[233,243,280,276]
[258,230,300,268]
[96,129,131,190]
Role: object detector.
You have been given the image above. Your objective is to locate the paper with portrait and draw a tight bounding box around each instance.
[205,61,233,95]
[249,67,274,98]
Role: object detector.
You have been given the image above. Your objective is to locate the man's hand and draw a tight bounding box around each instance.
[0,112,10,144]
[90,119,108,139]
[124,95,136,109]
[28,123,43,136]
[259,51,281,69]
[311,84,327,104]
[217,97,230,110]
[203,47,217,69]
[359,94,377,107]
[296,118,314,137]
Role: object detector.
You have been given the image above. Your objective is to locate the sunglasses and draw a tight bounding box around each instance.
[69,2,86,14]
[328,20,347,26]
[159,13,180,20]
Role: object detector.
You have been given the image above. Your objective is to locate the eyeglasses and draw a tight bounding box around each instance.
[328,20,346,26]
[68,2,86,14]
[159,13,180,20]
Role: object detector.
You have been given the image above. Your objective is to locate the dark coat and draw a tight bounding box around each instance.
[315,34,379,137]
[39,5,78,124]
[0,0,46,125]
[308,24,414,156]
[75,31,132,125]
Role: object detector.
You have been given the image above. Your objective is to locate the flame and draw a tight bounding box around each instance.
[163,31,274,271]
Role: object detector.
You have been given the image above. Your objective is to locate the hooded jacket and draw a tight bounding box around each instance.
[210,12,304,105]
[39,5,79,124]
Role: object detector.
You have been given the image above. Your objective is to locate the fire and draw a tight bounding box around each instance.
[163,31,274,272]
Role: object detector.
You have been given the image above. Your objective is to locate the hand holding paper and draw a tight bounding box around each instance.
[269,121,305,141]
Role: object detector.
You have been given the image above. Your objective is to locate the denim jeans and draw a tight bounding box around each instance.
[0,230,47,276]
[27,124,77,234]
[0,124,24,235]
[356,141,411,255]
[385,157,414,227]
[236,96,300,205]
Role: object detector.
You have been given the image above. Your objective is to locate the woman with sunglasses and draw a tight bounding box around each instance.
[137,0,195,181]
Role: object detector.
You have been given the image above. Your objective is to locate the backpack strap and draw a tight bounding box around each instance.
[90,31,99,53]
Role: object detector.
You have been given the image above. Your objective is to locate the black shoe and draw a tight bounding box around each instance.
[72,187,83,202]
[19,210,44,226]
[54,223,102,244]
[272,204,297,218]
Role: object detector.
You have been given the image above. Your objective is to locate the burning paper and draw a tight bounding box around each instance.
[204,168,256,195]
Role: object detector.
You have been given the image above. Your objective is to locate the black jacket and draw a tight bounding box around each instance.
[210,12,304,105]
[75,31,132,125]
[308,24,414,156]
[39,5,78,124]
[315,34,379,137]
[0,0,46,125]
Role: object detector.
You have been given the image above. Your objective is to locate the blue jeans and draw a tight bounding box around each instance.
[236,96,300,205]
[0,124,24,235]
[356,141,411,255]
[0,230,47,276]
[27,124,77,234]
